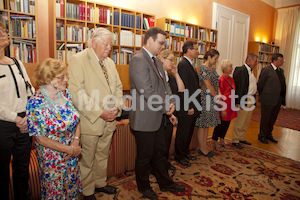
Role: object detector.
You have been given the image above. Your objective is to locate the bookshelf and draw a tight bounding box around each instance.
[51,0,156,90]
[156,17,217,68]
[0,0,38,69]
[248,41,279,78]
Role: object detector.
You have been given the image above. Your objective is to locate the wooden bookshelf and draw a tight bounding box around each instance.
[0,0,38,73]
[156,17,217,68]
[248,41,279,78]
[51,0,156,90]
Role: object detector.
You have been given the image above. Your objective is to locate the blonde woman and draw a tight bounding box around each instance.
[212,60,237,150]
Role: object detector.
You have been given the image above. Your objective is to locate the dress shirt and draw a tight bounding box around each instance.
[244,63,257,95]
[0,60,34,122]
[183,56,194,67]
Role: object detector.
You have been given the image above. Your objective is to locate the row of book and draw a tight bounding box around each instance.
[8,0,35,14]
[56,25,95,42]
[258,53,273,62]
[259,43,279,53]
[119,30,143,47]
[10,15,36,38]
[11,39,37,63]
[112,48,135,65]
[56,43,83,64]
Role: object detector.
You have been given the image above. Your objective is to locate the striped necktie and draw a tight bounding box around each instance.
[99,61,109,85]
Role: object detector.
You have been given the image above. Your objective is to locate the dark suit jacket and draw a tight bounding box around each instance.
[257,65,286,106]
[233,65,249,105]
[176,57,200,117]
[129,48,174,132]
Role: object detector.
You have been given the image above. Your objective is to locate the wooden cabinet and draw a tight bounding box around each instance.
[156,17,217,68]
[248,42,279,78]
[0,0,38,71]
[51,0,156,90]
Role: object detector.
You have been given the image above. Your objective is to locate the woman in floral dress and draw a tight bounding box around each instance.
[195,49,220,158]
[27,58,82,199]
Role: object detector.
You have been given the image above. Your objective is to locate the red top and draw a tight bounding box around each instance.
[219,74,237,121]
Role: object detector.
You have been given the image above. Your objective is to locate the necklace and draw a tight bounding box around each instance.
[42,88,61,105]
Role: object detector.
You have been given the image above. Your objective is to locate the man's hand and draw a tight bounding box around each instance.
[187,108,194,115]
[169,114,177,125]
[100,107,119,122]
[166,103,175,116]
[15,116,29,133]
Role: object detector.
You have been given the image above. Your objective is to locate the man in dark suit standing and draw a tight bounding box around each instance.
[232,53,258,149]
[174,40,200,166]
[129,27,185,200]
[258,53,286,144]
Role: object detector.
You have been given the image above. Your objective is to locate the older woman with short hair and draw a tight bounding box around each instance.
[26,58,82,199]
[212,59,237,150]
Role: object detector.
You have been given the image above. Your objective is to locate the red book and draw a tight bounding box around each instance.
[147,18,155,28]
[60,0,64,18]
[83,4,85,21]
[103,8,107,24]
[79,4,82,20]
[87,5,90,21]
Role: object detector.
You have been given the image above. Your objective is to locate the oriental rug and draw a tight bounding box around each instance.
[80,140,300,200]
[251,108,300,131]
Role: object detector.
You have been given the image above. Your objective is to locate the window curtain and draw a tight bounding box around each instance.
[274,6,300,109]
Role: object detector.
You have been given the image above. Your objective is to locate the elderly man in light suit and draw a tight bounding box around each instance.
[68,28,123,200]
[129,27,185,200]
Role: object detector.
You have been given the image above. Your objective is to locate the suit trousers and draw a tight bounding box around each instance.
[232,103,254,143]
[258,99,281,139]
[79,127,114,196]
[0,113,31,200]
[134,118,174,191]
[164,118,173,167]
[212,120,231,141]
[175,116,197,160]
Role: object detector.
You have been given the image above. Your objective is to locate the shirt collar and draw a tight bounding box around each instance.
[183,56,194,66]
[271,63,277,70]
[244,63,252,71]
[143,47,155,59]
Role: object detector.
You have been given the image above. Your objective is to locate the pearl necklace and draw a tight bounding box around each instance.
[42,88,61,105]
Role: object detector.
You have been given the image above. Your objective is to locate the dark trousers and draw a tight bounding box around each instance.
[174,116,197,160]
[134,118,174,191]
[0,113,31,200]
[164,118,173,168]
[212,120,231,141]
[259,99,282,139]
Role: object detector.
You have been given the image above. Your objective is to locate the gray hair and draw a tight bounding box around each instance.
[245,53,258,62]
[87,27,112,48]
[220,59,233,73]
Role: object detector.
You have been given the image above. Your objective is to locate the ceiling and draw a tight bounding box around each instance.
[261,0,300,8]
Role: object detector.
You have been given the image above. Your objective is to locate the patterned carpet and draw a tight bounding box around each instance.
[251,108,300,131]
[80,140,300,199]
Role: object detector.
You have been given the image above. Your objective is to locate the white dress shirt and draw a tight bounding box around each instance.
[0,59,34,122]
[245,63,257,95]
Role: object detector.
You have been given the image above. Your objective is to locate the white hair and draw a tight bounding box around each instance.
[220,59,233,73]
[87,27,112,48]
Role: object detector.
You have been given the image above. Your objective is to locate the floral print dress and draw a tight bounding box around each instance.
[26,89,82,200]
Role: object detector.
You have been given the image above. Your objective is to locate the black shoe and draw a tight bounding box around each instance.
[161,183,186,192]
[139,189,158,200]
[232,143,244,149]
[169,164,176,171]
[83,194,96,200]
[267,136,278,143]
[240,140,252,145]
[258,137,268,144]
[95,185,117,194]
[185,154,197,160]
[198,149,214,157]
[175,158,191,166]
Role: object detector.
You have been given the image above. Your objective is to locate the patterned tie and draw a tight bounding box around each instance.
[99,61,109,85]
[152,57,164,83]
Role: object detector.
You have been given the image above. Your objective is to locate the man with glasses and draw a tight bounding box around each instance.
[174,39,201,166]
[68,28,123,200]
[129,27,185,200]
[258,53,286,144]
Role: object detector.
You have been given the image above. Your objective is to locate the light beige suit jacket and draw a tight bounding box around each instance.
[68,48,123,135]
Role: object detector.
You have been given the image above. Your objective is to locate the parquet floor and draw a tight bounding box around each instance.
[207,108,300,162]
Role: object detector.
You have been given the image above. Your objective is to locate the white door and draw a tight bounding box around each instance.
[212,3,250,75]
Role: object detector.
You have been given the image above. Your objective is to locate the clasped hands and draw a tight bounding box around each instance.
[15,116,29,133]
[64,139,82,160]
[100,106,119,122]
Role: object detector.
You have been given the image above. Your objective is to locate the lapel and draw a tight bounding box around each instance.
[141,48,166,85]
[86,48,111,92]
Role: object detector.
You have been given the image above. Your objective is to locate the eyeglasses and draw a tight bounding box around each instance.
[166,58,175,63]
[156,40,165,45]
[55,73,69,80]
[277,58,285,62]
[101,42,113,48]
